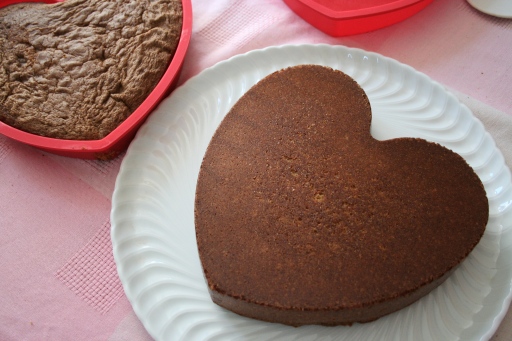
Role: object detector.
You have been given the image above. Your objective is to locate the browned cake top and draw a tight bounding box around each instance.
[0,0,182,140]
[195,65,488,319]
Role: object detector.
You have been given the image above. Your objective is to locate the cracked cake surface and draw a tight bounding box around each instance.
[0,0,182,140]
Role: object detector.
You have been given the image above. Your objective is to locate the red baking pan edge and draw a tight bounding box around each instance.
[0,0,192,160]
[283,0,433,36]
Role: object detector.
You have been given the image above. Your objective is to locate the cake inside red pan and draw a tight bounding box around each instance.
[0,0,182,140]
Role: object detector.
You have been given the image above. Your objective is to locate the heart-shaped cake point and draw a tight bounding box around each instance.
[194,65,489,326]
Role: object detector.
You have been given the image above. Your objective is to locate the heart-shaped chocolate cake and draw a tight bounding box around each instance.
[194,65,489,326]
[0,0,182,140]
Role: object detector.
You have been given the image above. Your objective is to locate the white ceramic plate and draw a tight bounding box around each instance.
[467,0,512,18]
[111,44,512,341]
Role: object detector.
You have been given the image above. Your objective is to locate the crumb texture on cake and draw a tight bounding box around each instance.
[194,65,489,326]
[0,0,182,140]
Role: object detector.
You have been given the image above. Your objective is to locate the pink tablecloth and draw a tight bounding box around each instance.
[1,0,511,340]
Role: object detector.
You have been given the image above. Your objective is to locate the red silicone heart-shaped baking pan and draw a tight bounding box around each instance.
[0,0,192,159]
[283,0,433,36]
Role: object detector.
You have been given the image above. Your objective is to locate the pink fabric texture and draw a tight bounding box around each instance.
[0,0,511,340]
[55,221,124,315]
